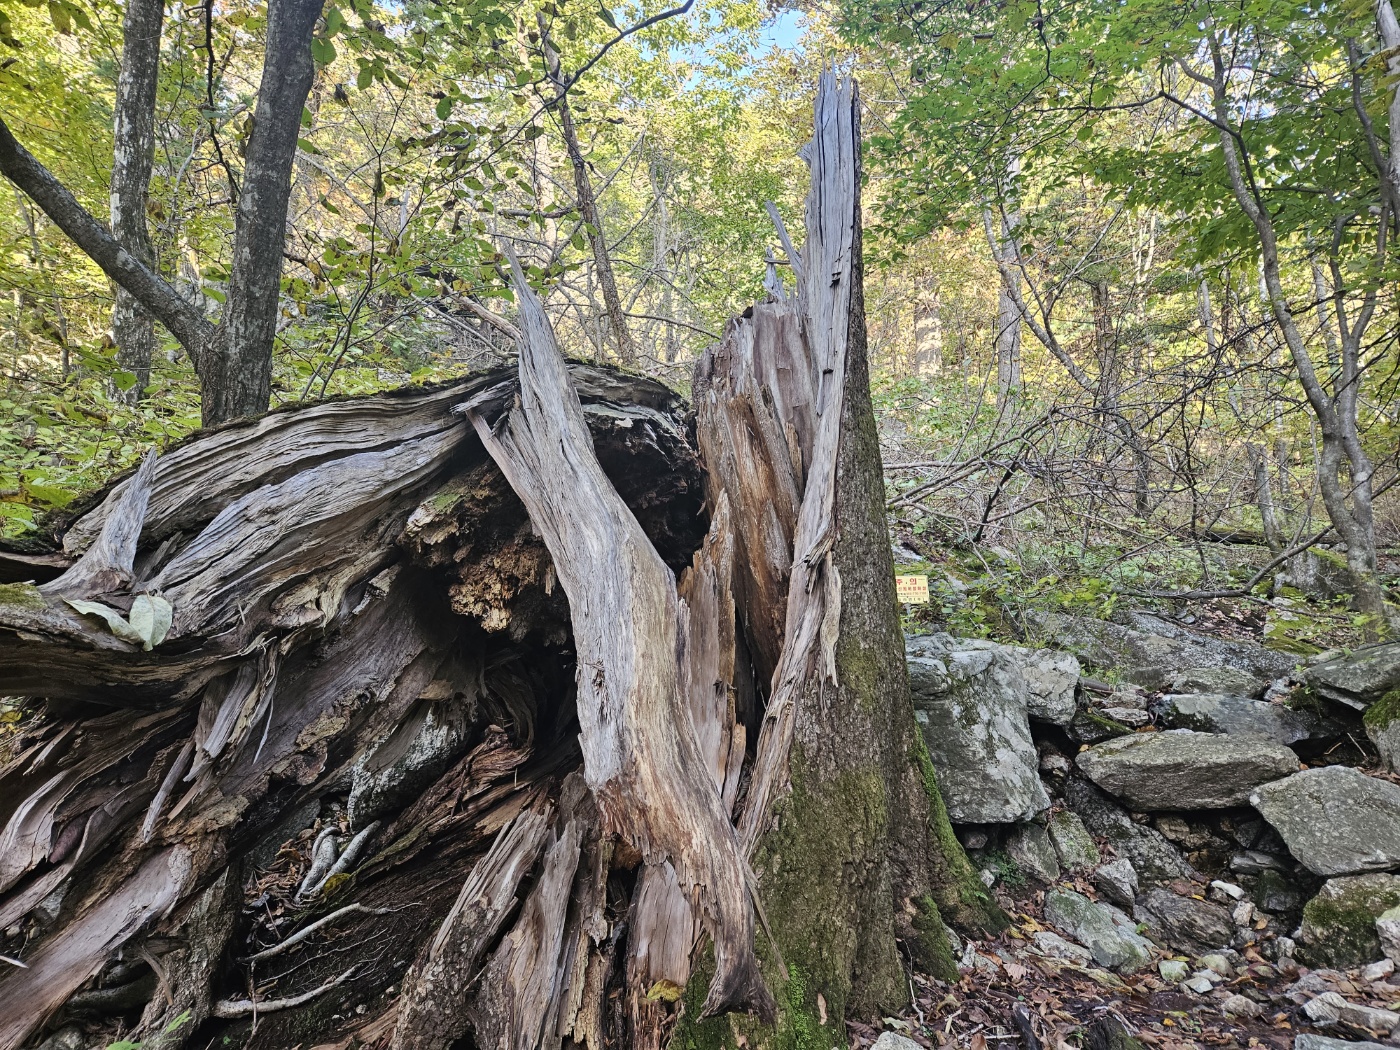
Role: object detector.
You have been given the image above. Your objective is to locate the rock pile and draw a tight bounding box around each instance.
[907,615,1400,1015]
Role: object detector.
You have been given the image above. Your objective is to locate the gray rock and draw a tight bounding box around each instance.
[1066,777,1194,884]
[1305,993,1400,1032]
[1361,958,1395,981]
[1048,810,1100,871]
[1209,880,1246,902]
[1157,693,1338,746]
[1172,665,1269,699]
[1158,959,1190,982]
[1068,707,1136,744]
[1008,822,1061,883]
[1376,905,1400,965]
[1196,952,1234,976]
[1303,642,1400,709]
[1255,869,1305,913]
[1155,815,1227,853]
[1294,1036,1393,1050]
[1300,874,1400,968]
[1099,706,1152,728]
[907,634,1052,822]
[1303,991,1348,1024]
[1134,888,1235,954]
[1182,975,1215,994]
[1077,730,1299,810]
[1095,858,1140,908]
[1231,849,1290,876]
[1367,717,1400,776]
[1011,645,1080,727]
[1033,930,1093,965]
[1031,611,1296,690]
[1044,888,1154,973]
[1251,766,1400,876]
[871,1034,923,1050]
[1221,993,1262,1019]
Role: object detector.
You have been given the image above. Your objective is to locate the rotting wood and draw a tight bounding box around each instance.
[0,72,990,1050]
[462,254,773,1022]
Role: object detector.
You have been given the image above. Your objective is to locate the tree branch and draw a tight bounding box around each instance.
[0,115,215,371]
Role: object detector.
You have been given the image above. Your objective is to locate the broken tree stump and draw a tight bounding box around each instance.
[0,72,993,1050]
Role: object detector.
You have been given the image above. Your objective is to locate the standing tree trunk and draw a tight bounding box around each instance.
[0,74,995,1050]
[540,19,639,367]
[109,0,164,404]
[914,282,943,375]
[0,0,323,427]
[200,0,323,424]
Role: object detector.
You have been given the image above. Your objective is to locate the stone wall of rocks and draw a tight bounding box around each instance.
[909,618,1400,1033]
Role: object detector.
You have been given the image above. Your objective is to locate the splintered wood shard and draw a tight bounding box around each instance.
[464,259,773,1021]
[734,70,859,851]
[41,450,158,599]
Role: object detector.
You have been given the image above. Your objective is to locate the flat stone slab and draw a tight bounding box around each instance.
[1031,611,1295,690]
[1303,642,1400,709]
[1077,730,1298,810]
[1251,766,1400,876]
[1295,1036,1392,1050]
[1157,693,1338,746]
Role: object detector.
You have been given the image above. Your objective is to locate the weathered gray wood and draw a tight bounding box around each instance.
[465,260,772,1021]
[41,451,157,599]
[391,808,552,1050]
[736,71,859,853]
[0,361,704,1050]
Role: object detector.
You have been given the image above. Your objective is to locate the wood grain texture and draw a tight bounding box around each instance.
[465,259,772,1021]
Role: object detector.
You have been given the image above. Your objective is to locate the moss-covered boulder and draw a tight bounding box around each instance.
[1300,874,1400,968]
[1304,642,1400,710]
[1364,689,1400,774]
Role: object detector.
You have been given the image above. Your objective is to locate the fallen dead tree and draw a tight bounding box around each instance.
[0,74,997,1050]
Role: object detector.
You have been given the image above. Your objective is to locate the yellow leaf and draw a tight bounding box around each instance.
[645,979,683,1003]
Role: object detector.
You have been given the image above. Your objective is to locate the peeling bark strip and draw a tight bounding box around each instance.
[463,257,773,1021]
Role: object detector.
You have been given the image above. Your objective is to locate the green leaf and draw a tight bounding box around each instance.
[310,36,336,65]
[356,62,373,89]
[324,7,344,35]
[46,1,69,34]
[435,95,453,119]
[65,599,145,646]
[597,4,618,30]
[128,593,173,650]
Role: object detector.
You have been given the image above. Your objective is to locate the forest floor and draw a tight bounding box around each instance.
[851,878,1396,1050]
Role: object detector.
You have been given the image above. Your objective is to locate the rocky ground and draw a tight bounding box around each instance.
[859,610,1400,1050]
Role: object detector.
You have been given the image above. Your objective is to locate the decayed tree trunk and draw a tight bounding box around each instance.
[0,74,993,1050]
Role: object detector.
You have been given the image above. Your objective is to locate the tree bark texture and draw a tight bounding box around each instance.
[0,73,992,1050]
[202,0,323,426]
[109,0,165,403]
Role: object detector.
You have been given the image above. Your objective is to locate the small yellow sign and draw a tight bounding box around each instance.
[895,575,930,604]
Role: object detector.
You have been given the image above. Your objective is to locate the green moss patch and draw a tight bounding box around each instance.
[0,582,46,610]
[1364,689,1400,730]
